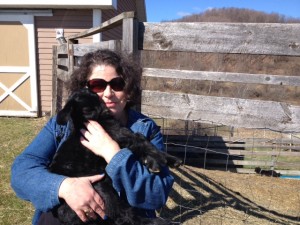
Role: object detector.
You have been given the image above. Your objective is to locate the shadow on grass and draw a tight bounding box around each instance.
[160,166,300,225]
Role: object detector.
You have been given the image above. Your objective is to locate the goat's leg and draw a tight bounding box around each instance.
[120,131,181,173]
[93,177,171,225]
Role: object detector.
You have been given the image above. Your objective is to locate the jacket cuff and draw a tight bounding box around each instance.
[50,175,68,207]
[105,148,132,177]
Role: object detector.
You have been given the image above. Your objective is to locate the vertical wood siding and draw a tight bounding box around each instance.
[35,9,93,115]
[102,0,137,41]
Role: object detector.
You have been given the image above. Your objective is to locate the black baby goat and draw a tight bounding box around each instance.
[49,88,182,225]
[254,167,281,177]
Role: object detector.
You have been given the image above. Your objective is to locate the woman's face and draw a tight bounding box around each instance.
[88,64,127,121]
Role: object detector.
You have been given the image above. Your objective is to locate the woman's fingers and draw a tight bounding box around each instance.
[87,174,106,219]
[80,121,120,162]
[89,196,106,219]
[85,120,105,134]
[80,120,103,140]
[82,207,97,220]
[58,176,107,221]
[77,209,90,222]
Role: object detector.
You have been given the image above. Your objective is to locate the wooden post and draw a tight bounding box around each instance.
[122,17,139,56]
[67,39,77,76]
[51,45,58,116]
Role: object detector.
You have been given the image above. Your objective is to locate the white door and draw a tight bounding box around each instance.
[0,15,38,117]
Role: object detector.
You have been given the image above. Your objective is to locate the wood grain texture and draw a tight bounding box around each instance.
[139,22,300,56]
[141,90,300,132]
[143,68,300,86]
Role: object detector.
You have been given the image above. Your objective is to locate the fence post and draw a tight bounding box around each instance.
[122,17,139,56]
[51,45,58,116]
[67,39,78,77]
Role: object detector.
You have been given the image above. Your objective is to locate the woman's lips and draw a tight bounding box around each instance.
[105,102,116,108]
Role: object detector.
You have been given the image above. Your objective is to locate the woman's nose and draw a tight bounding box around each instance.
[103,85,113,97]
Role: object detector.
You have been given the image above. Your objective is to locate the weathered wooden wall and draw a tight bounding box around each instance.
[138,22,300,133]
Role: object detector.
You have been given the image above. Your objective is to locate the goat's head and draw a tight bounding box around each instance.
[57,88,111,129]
[254,167,261,173]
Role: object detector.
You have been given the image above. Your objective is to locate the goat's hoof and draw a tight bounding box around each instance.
[144,159,161,173]
[174,160,183,167]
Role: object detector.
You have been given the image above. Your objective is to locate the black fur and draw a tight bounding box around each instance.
[49,88,181,225]
[255,167,281,177]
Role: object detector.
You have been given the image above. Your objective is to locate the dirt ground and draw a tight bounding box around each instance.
[160,166,300,225]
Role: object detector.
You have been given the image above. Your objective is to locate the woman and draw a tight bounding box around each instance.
[11,49,174,225]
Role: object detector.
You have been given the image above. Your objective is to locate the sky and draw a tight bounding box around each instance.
[145,0,300,22]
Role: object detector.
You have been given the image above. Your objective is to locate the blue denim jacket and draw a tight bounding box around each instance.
[11,109,174,225]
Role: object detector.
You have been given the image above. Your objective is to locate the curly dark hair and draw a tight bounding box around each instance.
[66,49,142,108]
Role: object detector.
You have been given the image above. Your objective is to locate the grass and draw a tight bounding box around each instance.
[0,117,47,225]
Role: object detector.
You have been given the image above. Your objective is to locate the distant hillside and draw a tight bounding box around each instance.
[168,7,300,23]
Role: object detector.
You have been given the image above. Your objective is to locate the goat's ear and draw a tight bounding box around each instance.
[57,99,74,125]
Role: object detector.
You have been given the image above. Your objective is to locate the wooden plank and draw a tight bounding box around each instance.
[165,141,300,150]
[57,70,70,82]
[67,11,136,40]
[72,40,121,56]
[57,58,68,67]
[192,137,300,145]
[142,76,300,106]
[143,68,300,87]
[139,22,300,56]
[68,42,74,76]
[166,147,300,157]
[57,41,122,56]
[165,136,300,145]
[57,44,68,54]
[165,138,300,149]
[141,90,300,132]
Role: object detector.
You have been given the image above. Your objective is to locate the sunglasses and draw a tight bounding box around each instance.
[87,77,125,93]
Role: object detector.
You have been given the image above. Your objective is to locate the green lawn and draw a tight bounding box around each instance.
[0,117,46,225]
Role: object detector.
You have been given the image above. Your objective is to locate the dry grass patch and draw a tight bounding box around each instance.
[161,166,300,225]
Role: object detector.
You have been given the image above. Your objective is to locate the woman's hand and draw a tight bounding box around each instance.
[80,120,120,163]
[58,174,105,222]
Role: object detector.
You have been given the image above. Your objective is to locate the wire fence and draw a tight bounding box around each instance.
[152,117,300,225]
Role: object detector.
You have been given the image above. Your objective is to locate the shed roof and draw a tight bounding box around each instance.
[0,0,147,21]
[0,0,117,9]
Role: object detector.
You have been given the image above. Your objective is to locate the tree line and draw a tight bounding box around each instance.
[167,7,300,23]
